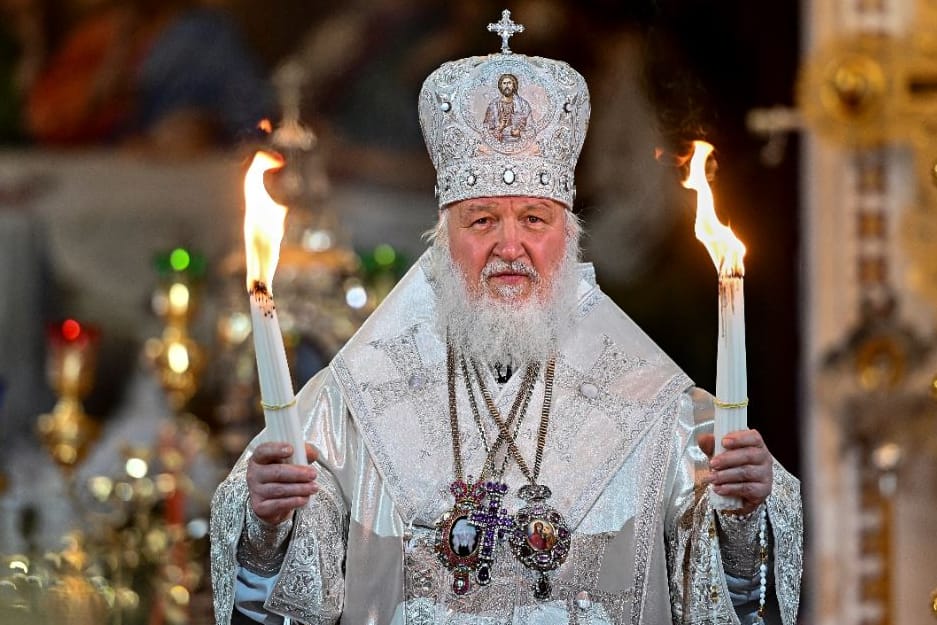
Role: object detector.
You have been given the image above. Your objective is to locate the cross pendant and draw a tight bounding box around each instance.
[469,481,514,585]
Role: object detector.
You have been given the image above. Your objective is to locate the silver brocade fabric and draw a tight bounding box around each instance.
[210,251,803,625]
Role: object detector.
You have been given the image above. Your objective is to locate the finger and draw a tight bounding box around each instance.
[709,445,770,471]
[252,495,314,524]
[698,433,715,458]
[710,463,771,485]
[249,462,318,485]
[251,443,296,465]
[713,480,770,504]
[254,480,319,501]
[722,429,765,450]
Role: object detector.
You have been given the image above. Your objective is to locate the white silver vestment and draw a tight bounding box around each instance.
[210,252,803,625]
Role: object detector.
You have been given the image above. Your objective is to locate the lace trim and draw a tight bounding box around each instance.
[209,452,251,625]
[630,394,681,625]
[766,459,803,625]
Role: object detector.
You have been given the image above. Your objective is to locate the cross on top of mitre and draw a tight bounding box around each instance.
[488,9,524,54]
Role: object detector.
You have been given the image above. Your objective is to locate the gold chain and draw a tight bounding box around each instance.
[470,356,556,485]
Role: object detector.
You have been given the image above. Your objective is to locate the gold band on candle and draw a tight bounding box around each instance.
[713,397,749,409]
[260,397,297,411]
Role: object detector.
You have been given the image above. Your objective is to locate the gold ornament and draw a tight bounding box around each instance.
[854,335,907,392]
[37,323,100,473]
[146,277,205,411]
[797,35,892,147]
[901,203,937,308]
[798,33,937,148]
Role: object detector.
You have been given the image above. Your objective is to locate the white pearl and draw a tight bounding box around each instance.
[579,382,599,398]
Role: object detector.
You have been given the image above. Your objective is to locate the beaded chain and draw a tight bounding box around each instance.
[757,506,769,622]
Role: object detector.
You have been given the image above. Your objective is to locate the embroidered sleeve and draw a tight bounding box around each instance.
[210,368,353,625]
[665,388,803,625]
[716,504,766,579]
[236,502,293,577]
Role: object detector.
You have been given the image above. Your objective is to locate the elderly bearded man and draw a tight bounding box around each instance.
[210,11,802,625]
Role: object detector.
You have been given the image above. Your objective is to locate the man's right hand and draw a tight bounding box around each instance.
[246,442,320,526]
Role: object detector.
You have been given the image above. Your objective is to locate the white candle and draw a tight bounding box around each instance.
[713,275,747,509]
[244,151,306,466]
[683,140,747,510]
[249,285,306,465]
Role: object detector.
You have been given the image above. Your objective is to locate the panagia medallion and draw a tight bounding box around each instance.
[509,484,571,600]
[434,478,487,595]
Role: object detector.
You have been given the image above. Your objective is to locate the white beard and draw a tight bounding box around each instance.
[431,237,580,370]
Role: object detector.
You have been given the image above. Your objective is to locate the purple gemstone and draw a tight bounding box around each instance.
[534,576,551,600]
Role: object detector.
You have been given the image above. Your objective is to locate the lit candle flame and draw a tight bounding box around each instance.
[682,141,746,277]
[244,151,287,293]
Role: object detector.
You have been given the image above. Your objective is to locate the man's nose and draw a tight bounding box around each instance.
[494,221,525,261]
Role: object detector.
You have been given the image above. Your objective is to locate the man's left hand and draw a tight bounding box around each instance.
[698,429,773,515]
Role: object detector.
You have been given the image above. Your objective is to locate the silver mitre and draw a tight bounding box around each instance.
[418,10,591,209]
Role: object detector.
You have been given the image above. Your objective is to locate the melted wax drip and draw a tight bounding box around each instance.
[250,281,278,318]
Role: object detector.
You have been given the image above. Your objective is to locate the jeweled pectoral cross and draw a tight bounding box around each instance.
[469,481,513,585]
[487,9,524,54]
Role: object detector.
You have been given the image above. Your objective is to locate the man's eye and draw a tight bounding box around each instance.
[473,217,490,226]
[526,215,544,223]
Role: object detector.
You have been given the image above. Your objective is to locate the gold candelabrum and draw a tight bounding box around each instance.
[36,320,101,474]
[1,433,210,625]
[145,253,205,412]
[141,248,215,624]
[1,250,215,625]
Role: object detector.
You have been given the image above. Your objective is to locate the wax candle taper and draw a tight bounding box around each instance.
[243,150,306,465]
[683,140,747,511]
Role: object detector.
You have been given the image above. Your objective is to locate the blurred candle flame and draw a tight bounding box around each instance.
[243,151,287,293]
[682,141,746,276]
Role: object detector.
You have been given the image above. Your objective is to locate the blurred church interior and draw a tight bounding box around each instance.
[0,0,935,623]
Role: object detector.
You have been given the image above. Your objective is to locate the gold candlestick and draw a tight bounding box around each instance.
[145,250,205,412]
[37,319,100,473]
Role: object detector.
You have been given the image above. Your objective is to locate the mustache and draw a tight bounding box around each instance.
[480,259,540,281]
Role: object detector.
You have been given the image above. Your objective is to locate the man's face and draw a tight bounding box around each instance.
[499,76,516,97]
[445,196,568,303]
